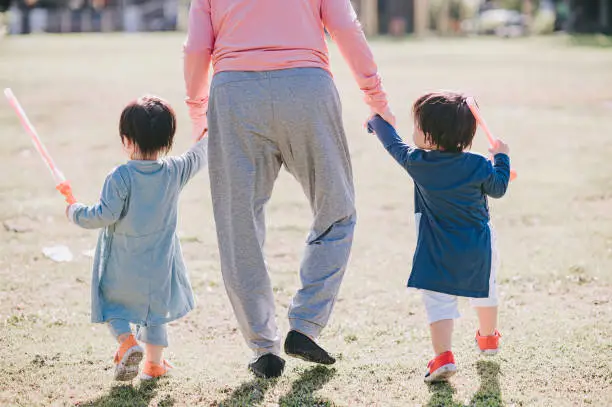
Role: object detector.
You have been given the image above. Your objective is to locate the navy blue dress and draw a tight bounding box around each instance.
[368,116,510,298]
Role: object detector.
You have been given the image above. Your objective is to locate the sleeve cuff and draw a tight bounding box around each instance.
[493,153,510,162]
[68,203,80,224]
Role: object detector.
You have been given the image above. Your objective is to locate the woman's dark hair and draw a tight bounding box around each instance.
[412,91,477,153]
[119,96,176,157]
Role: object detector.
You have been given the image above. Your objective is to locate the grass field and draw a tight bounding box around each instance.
[0,34,611,407]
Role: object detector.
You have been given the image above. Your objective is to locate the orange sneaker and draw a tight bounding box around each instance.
[113,335,144,381]
[140,360,174,381]
[424,350,457,383]
[475,330,502,355]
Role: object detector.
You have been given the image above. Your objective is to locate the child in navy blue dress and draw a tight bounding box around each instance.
[67,96,208,381]
[368,91,511,383]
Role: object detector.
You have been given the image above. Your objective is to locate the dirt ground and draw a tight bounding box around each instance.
[0,34,611,407]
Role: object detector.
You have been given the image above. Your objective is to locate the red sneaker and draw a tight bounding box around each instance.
[140,359,174,380]
[475,330,502,355]
[113,334,144,381]
[424,350,457,383]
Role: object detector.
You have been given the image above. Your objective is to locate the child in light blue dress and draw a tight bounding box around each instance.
[67,95,208,381]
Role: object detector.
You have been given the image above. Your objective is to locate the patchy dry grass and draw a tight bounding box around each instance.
[0,34,611,406]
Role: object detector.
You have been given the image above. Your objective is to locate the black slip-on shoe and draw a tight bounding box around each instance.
[248,353,286,379]
[284,330,336,365]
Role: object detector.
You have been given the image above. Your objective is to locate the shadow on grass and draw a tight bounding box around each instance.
[278,365,336,407]
[425,360,502,407]
[426,381,463,407]
[80,379,174,407]
[470,360,502,407]
[217,377,277,407]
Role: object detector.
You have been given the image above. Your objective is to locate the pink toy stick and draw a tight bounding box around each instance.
[4,88,76,204]
[465,97,517,181]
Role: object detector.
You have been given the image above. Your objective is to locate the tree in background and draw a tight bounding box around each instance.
[0,0,10,36]
[496,0,540,12]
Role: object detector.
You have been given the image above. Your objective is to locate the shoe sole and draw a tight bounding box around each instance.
[248,366,266,379]
[114,347,144,381]
[285,350,335,365]
[248,365,283,379]
[248,363,285,379]
[475,341,499,356]
[424,364,457,383]
[140,371,169,381]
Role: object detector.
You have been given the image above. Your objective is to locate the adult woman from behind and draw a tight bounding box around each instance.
[184,0,395,379]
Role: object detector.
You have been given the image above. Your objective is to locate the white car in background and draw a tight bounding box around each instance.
[463,8,528,37]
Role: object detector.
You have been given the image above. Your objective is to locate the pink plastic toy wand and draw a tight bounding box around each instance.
[465,97,517,181]
[4,88,77,204]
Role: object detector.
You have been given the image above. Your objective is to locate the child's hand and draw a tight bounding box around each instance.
[366,116,376,134]
[365,108,396,132]
[489,139,509,156]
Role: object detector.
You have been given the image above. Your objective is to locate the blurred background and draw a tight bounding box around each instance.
[0,0,610,38]
[1,1,611,406]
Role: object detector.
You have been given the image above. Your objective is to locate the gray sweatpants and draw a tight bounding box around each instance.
[208,68,356,357]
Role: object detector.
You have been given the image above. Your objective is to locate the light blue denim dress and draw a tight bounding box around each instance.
[69,139,208,327]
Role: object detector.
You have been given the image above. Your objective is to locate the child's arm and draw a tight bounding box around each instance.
[367,115,416,170]
[68,168,128,229]
[171,138,208,188]
[482,140,511,198]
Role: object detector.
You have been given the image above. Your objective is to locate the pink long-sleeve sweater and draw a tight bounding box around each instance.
[183,0,393,137]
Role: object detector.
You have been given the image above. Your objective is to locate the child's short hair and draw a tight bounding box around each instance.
[412,91,477,153]
[119,96,176,156]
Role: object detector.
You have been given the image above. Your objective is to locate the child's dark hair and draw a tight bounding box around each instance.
[412,91,477,153]
[119,96,176,157]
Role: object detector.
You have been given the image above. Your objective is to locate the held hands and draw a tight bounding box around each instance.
[489,139,509,156]
[192,122,208,142]
[379,107,396,128]
[195,127,208,142]
[365,107,396,134]
[375,106,396,128]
